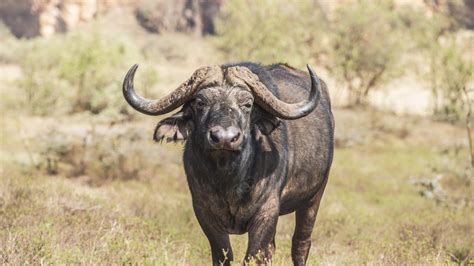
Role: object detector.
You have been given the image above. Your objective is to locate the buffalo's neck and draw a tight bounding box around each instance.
[186,138,257,193]
[184,131,286,206]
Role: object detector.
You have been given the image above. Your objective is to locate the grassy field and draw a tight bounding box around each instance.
[1,106,472,264]
[0,7,473,265]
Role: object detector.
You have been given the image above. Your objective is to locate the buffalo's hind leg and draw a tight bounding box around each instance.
[291,180,328,266]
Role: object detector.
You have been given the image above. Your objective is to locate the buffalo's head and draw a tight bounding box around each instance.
[123,64,321,152]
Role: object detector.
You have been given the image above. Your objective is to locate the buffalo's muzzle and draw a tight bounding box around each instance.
[208,126,243,151]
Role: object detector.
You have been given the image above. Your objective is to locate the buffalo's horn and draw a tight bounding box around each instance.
[227,65,321,120]
[123,64,223,116]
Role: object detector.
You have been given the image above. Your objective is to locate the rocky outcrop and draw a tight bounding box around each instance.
[0,0,40,38]
[0,0,127,38]
[135,0,224,36]
[0,0,221,38]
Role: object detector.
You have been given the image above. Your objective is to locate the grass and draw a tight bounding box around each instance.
[0,107,472,265]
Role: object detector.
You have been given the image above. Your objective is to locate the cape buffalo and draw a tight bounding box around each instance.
[122,62,334,265]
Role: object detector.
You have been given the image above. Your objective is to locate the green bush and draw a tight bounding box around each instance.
[405,4,473,123]
[327,0,407,106]
[429,40,472,122]
[215,0,411,106]
[214,0,327,67]
[16,26,157,117]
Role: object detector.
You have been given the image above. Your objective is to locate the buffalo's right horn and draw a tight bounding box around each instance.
[123,64,223,116]
[225,65,321,120]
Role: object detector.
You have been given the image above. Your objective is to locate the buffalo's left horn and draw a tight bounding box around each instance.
[123,64,222,116]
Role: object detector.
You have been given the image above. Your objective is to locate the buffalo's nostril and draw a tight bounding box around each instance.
[230,132,241,143]
[209,130,220,143]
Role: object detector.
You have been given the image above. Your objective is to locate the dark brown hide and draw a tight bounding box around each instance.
[123,62,334,265]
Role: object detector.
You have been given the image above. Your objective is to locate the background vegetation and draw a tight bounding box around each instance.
[0,0,472,264]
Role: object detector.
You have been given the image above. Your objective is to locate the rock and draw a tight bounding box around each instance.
[0,0,40,38]
[0,0,127,38]
[135,0,224,36]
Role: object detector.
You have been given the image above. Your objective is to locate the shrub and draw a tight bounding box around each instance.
[327,0,407,106]
[34,124,178,186]
[405,4,472,122]
[0,21,18,63]
[15,26,158,117]
[405,3,473,166]
[429,40,472,123]
[215,0,409,106]
[424,0,474,30]
[214,0,327,67]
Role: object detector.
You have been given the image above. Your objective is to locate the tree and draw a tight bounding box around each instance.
[430,40,473,167]
[213,0,327,67]
[409,2,473,168]
[327,0,406,106]
[430,41,472,122]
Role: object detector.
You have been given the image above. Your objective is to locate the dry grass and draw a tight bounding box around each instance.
[1,105,472,265]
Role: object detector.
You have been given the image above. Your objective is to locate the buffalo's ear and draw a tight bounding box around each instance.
[256,116,280,135]
[255,115,280,152]
[154,111,192,143]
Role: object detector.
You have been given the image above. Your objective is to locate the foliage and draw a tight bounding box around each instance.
[214,0,327,67]
[403,2,473,165]
[429,40,472,122]
[327,0,407,106]
[215,0,410,106]
[32,125,177,186]
[403,3,472,123]
[15,26,158,117]
[424,0,474,30]
[0,21,17,63]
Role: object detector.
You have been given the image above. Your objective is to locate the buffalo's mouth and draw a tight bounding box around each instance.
[210,148,243,168]
[210,146,242,152]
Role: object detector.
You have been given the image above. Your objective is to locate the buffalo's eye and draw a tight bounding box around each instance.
[195,98,207,109]
[241,102,253,111]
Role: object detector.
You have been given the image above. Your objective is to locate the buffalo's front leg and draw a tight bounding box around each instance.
[245,200,279,264]
[194,206,233,266]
